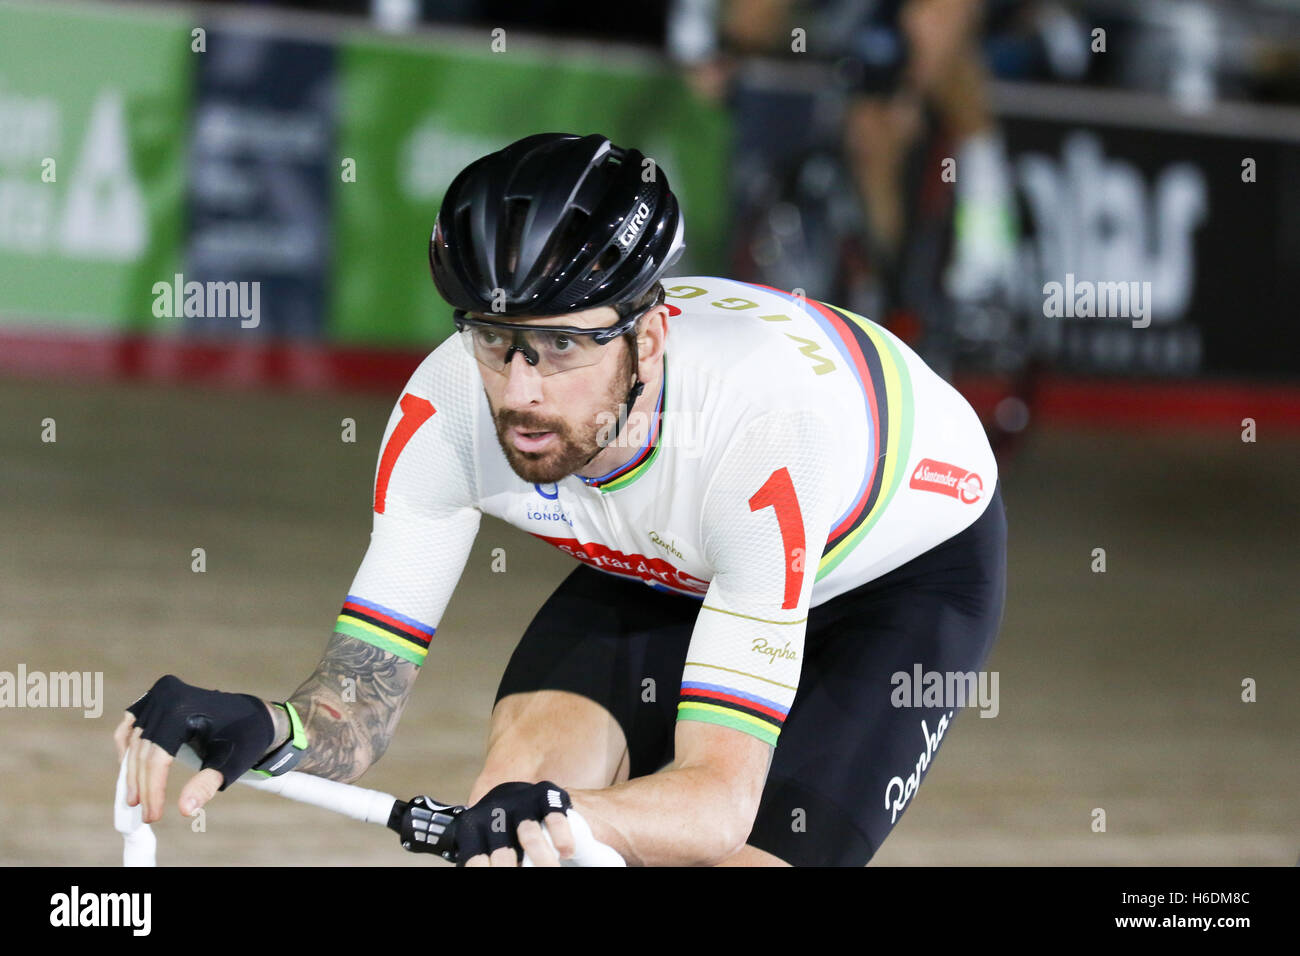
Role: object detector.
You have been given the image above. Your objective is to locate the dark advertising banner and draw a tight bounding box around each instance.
[726,74,1300,383]
[183,29,337,339]
[1001,114,1300,379]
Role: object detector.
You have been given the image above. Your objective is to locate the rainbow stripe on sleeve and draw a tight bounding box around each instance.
[334,595,435,666]
[677,681,788,746]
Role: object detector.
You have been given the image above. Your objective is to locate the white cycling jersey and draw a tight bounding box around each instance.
[335,277,996,746]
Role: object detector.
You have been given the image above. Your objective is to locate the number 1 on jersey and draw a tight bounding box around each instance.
[749,467,806,610]
[374,393,436,514]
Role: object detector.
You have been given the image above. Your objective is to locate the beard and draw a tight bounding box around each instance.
[490,368,634,484]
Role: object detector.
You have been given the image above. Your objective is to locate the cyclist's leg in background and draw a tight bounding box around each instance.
[843,92,924,271]
[840,0,924,275]
[903,0,1019,302]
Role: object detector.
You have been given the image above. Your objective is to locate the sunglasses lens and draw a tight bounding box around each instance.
[460,325,607,374]
[531,330,601,371]
[460,326,509,370]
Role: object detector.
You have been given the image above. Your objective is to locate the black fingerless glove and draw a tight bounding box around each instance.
[451,781,572,864]
[126,674,275,790]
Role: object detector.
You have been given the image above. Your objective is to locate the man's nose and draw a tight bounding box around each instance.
[501,348,545,407]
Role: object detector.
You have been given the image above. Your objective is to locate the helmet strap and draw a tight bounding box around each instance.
[582,330,645,467]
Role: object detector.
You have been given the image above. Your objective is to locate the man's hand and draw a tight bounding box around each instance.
[469,814,576,867]
[112,675,280,823]
[454,781,576,867]
[566,721,774,867]
[114,712,225,824]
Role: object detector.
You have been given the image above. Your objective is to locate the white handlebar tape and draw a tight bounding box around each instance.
[522,807,627,867]
[238,768,400,826]
[174,743,399,825]
[114,745,628,866]
[114,757,157,867]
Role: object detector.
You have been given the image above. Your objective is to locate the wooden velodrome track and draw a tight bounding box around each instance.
[1,376,1295,865]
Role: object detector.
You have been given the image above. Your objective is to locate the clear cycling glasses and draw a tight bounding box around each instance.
[452,306,648,376]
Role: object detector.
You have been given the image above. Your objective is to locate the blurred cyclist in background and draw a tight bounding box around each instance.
[672,0,1023,318]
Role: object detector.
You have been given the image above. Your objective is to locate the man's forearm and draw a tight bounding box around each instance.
[570,764,756,867]
[264,632,419,783]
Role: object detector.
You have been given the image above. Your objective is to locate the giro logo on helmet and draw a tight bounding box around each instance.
[617,201,652,248]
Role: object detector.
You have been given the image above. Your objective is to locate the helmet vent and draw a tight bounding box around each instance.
[538,208,591,275]
[501,198,530,276]
[593,243,621,274]
[456,206,487,293]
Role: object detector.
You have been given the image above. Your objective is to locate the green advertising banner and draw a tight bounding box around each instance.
[0,2,191,329]
[0,4,728,350]
[331,35,729,346]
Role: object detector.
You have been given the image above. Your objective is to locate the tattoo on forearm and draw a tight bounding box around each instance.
[287,633,418,782]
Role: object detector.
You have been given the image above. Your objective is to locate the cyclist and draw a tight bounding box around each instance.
[116,133,1005,866]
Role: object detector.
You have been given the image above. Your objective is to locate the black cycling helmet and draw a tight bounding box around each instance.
[429,132,686,316]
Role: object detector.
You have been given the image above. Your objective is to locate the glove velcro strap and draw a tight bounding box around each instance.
[251,701,308,777]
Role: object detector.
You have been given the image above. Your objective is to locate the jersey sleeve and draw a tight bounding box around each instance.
[335,341,482,667]
[677,408,841,746]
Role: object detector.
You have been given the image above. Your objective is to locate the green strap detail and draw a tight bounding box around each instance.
[283,700,307,749]
[251,701,308,777]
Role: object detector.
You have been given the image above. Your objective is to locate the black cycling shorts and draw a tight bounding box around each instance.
[496,483,1006,866]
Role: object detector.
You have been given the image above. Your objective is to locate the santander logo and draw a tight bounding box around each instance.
[909,458,983,505]
[530,533,710,596]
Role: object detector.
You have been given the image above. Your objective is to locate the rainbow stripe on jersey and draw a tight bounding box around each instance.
[678,679,789,747]
[737,284,914,579]
[334,595,435,666]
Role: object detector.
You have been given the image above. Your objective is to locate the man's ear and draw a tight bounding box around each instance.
[637,305,669,360]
